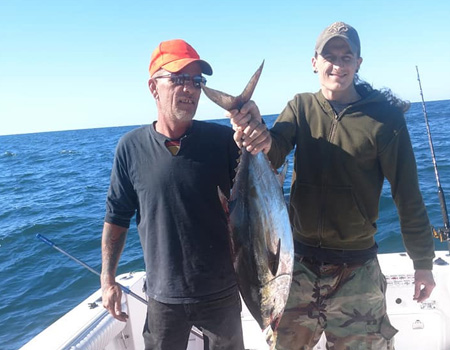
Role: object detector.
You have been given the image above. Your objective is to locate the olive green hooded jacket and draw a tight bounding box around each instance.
[267,88,435,270]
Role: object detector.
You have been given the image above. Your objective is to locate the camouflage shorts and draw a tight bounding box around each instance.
[275,256,398,350]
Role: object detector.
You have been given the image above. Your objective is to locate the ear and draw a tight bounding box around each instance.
[356,57,363,72]
[311,56,318,73]
[148,79,159,100]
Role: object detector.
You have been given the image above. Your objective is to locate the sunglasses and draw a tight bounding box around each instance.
[154,73,207,89]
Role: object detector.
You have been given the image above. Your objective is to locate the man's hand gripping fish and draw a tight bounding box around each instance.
[202,62,294,348]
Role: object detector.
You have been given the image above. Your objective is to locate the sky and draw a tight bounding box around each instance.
[1,0,449,136]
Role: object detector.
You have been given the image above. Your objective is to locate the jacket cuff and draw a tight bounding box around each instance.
[413,259,433,270]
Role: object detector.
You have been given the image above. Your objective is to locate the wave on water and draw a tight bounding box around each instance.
[2,151,16,157]
[1,101,449,350]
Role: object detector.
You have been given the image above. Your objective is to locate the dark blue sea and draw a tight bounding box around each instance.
[1,100,450,350]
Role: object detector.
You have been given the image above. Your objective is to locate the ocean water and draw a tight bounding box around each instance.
[1,100,449,350]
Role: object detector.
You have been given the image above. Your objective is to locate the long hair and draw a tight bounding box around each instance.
[313,51,410,113]
[354,74,410,113]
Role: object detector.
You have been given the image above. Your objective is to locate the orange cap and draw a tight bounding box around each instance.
[149,39,213,77]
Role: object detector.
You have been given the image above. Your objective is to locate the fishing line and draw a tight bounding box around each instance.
[415,66,450,249]
[36,234,204,339]
[36,234,148,304]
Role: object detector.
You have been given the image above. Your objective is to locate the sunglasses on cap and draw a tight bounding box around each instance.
[154,73,207,89]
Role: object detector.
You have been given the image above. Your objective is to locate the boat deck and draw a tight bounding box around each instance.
[19,251,450,350]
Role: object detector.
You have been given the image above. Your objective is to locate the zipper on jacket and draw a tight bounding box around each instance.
[328,112,340,140]
[317,112,341,246]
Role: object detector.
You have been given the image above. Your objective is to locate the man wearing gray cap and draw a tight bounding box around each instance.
[227,22,436,349]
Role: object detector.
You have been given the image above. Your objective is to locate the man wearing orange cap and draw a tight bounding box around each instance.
[227,22,436,349]
[100,39,244,349]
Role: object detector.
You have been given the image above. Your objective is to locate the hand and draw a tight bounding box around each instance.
[225,100,272,155]
[102,282,128,321]
[413,269,436,303]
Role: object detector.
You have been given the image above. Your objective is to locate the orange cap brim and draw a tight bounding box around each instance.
[161,58,213,76]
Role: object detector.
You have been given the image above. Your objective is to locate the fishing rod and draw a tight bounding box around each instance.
[36,233,148,305]
[37,234,205,339]
[415,66,450,251]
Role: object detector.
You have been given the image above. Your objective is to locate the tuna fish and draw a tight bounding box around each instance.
[202,62,294,343]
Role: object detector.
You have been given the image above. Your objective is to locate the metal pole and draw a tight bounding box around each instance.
[415,66,450,252]
[36,234,204,339]
[36,234,148,305]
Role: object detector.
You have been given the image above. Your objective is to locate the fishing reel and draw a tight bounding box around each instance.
[432,225,450,243]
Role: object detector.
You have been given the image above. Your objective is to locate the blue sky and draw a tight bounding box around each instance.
[1,0,449,135]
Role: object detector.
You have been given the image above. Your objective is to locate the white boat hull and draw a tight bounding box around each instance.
[20,251,450,350]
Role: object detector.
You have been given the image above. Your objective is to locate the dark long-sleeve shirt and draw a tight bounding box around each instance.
[105,121,240,302]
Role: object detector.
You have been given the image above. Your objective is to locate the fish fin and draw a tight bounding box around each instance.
[267,238,281,276]
[201,60,265,110]
[218,186,238,257]
[277,160,288,187]
[237,60,264,106]
[201,86,238,110]
[217,186,229,215]
[264,324,278,350]
[231,148,244,185]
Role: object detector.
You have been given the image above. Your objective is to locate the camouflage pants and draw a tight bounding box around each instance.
[275,256,397,350]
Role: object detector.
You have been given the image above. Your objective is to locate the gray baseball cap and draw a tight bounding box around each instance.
[315,22,361,57]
